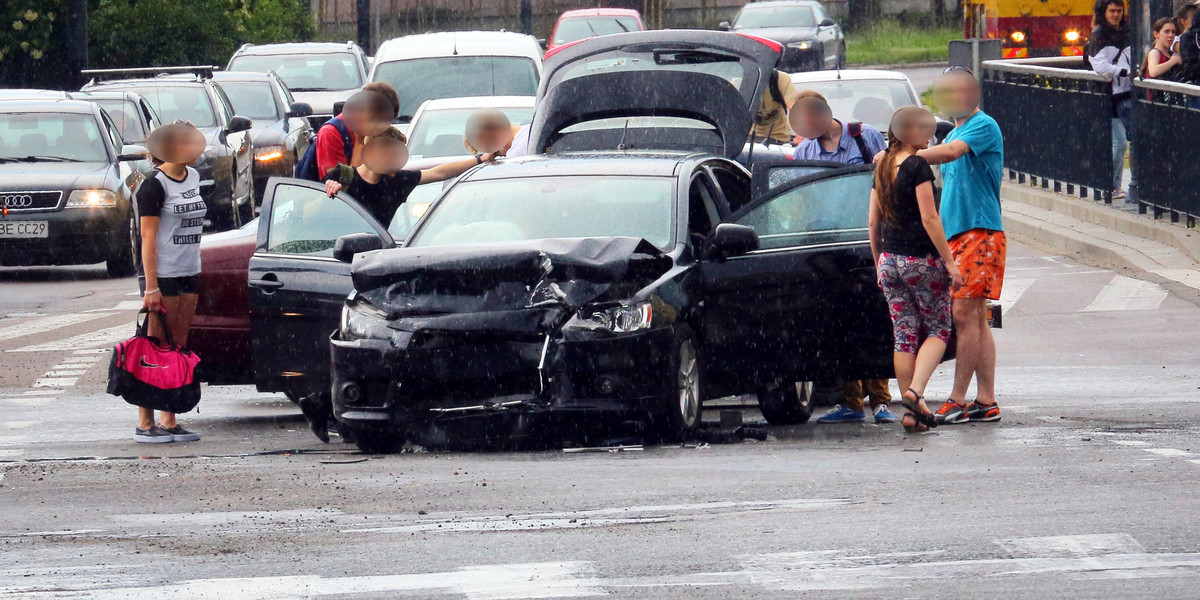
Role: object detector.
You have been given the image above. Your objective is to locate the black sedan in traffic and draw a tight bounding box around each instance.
[720,0,846,71]
[0,99,145,276]
[232,30,894,451]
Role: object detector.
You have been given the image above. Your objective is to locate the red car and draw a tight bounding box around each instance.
[547,8,645,52]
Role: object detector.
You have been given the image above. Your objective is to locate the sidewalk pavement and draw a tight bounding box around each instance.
[1001,180,1200,293]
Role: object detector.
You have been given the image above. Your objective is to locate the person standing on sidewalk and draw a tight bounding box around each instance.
[789,96,897,424]
[917,68,1005,425]
[1086,0,1135,200]
[869,107,964,432]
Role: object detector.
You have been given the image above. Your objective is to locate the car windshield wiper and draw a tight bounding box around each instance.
[288,87,332,92]
[0,155,83,163]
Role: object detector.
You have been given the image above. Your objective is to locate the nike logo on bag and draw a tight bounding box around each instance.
[139,357,166,369]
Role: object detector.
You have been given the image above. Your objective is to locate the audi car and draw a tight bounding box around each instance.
[720,0,846,71]
[0,99,145,276]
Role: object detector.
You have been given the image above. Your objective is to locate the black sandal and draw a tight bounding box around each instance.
[901,388,938,430]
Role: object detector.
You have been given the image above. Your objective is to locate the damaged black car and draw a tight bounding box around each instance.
[306,30,894,451]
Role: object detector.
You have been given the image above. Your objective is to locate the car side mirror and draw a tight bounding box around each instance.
[226,115,253,134]
[287,102,313,118]
[537,38,547,49]
[718,21,732,31]
[118,143,148,162]
[333,232,385,263]
[819,17,836,27]
[709,223,759,259]
[332,100,346,116]
[935,119,955,144]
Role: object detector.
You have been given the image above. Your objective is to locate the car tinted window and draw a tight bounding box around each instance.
[711,167,750,214]
[553,16,642,46]
[0,112,109,162]
[113,85,218,128]
[372,57,539,120]
[267,184,377,257]
[736,172,872,249]
[229,53,363,92]
[796,79,917,132]
[734,5,816,28]
[218,81,282,121]
[409,176,674,250]
[94,99,149,143]
[407,106,534,159]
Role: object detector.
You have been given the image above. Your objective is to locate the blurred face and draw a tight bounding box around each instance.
[788,100,833,140]
[1105,3,1124,28]
[342,90,393,137]
[147,123,205,165]
[361,138,409,175]
[464,109,513,154]
[890,108,937,149]
[933,72,981,120]
[1156,23,1178,46]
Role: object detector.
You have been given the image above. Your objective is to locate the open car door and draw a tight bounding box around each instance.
[528,30,781,158]
[702,166,894,387]
[248,177,394,398]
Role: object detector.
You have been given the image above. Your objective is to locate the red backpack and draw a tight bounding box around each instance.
[107,309,201,413]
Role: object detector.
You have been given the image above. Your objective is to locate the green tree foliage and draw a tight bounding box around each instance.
[0,1,65,87]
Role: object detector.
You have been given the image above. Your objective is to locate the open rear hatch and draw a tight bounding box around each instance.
[528,30,781,159]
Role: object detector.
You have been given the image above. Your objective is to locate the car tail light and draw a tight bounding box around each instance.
[736,33,783,54]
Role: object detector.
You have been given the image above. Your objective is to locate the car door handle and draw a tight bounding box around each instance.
[249,278,284,290]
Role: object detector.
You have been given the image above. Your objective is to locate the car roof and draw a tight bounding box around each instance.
[418,96,536,111]
[0,88,70,99]
[233,41,361,56]
[70,90,145,101]
[558,8,641,18]
[461,152,700,182]
[374,31,542,64]
[740,0,822,6]
[0,99,100,114]
[788,69,913,83]
[85,78,212,90]
[209,71,280,84]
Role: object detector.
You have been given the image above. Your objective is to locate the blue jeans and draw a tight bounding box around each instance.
[1111,98,1135,193]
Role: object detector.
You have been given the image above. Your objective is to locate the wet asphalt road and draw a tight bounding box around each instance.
[3,237,1200,599]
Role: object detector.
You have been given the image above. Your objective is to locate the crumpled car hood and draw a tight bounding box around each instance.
[351,237,672,324]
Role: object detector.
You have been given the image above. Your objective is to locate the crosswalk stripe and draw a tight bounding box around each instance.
[998,278,1036,313]
[0,313,106,343]
[1083,275,1168,312]
[8,324,131,353]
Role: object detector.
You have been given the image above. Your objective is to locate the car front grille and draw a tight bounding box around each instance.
[1,191,63,212]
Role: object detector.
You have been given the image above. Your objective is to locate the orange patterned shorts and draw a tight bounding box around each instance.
[949,229,1007,300]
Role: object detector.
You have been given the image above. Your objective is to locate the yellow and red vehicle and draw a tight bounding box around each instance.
[964,0,1095,58]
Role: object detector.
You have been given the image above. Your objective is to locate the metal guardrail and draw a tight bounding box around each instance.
[980,58,1115,202]
[1132,78,1200,227]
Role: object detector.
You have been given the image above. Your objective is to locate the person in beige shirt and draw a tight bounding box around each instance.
[750,70,801,145]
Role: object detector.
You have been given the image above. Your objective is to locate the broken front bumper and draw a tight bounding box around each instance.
[329,326,674,434]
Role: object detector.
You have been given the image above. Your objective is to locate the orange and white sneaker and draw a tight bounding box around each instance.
[965,401,1001,423]
[934,399,969,425]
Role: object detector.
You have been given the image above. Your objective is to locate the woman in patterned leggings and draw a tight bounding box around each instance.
[868,107,964,432]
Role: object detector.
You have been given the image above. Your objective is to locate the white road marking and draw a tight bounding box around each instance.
[1112,440,1149,446]
[1189,460,1200,465]
[22,389,65,396]
[34,378,77,388]
[0,313,106,342]
[3,397,55,407]
[1083,275,1169,312]
[9,324,131,353]
[998,278,1035,313]
[44,370,87,377]
[60,356,99,364]
[1144,448,1193,457]
[2,421,35,429]
[84,301,142,313]
[0,449,22,457]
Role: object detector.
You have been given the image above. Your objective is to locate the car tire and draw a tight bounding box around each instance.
[655,325,703,441]
[106,211,138,278]
[353,429,403,454]
[757,381,815,425]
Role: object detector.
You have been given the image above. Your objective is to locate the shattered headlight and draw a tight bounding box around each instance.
[339,297,388,341]
[580,301,653,333]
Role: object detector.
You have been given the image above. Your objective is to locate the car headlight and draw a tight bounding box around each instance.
[580,301,653,333]
[1010,31,1027,44]
[255,145,285,162]
[340,297,388,341]
[788,41,812,50]
[65,189,118,208]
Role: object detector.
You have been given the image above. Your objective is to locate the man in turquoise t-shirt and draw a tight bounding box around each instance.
[918,68,1006,426]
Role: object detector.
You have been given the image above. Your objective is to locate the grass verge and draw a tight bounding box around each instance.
[846,22,959,66]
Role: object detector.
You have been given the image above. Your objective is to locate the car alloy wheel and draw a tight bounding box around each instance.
[677,339,701,429]
[757,381,815,425]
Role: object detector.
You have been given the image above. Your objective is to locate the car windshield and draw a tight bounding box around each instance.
[372,57,539,121]
[229,53,362,92]
[217,81,281,121]
[93,99,149,143]
[110,85,218,128]
[407,106,534,159]
[796,79,917,132]
[409,176,675,249]
[734,5,816,28]
[553,16,641,46]
[0,112,110,162]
